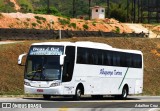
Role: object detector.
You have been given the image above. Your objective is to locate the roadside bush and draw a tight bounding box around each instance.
[58,18,70,25]
[34,16,46,21]
[37,20,42,24]
[92,22,96,26]
[115,27,120,33]
[69,23,77,29]
[83,24,89,30]
[32,23,37,27]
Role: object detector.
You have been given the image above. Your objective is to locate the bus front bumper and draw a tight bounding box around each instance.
[24,85,63,95]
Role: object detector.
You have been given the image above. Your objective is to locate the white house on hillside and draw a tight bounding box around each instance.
[91,6,105,19]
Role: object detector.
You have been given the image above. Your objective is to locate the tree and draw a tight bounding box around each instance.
[47,0,50,14]
[110,8,127,22]
[20,4,29,13]
[34,6,62,16]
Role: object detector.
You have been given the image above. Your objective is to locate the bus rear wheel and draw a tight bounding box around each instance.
[73,88,82,100]
[121,87,128,99]
[115,87,128,100]
[43,95,51,100]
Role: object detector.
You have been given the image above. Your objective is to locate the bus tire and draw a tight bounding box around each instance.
[121,86,128,99]
[114,86,128,100]
[43,95,51,100]
[73,87,82,100]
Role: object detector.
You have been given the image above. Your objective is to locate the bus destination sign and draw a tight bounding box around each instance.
[29,46,64,55]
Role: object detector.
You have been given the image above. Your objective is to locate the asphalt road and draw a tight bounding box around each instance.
[0,96,160,111]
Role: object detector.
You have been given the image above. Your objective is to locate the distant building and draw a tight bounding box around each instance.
[91,6,105,19]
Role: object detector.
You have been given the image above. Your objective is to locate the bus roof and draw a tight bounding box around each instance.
[31,41,142,55]
[32,42,75,46]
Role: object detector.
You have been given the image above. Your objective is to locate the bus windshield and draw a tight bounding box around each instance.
[25,56,61,81]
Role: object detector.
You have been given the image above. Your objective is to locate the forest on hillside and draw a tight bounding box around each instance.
[30,0,135,22]
[0,0,153,22]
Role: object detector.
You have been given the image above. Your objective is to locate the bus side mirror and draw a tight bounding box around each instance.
[60,55,66,65]
[18,53,27,66]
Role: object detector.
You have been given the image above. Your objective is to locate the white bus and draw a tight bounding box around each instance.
[18,41,143,100]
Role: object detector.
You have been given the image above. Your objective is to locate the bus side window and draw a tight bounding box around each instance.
[83,48,89,64]
[62,46,75,82]
[137,55,142,68]
[93,49,98,65]
[126,53,133,67]
[120,52,126,67]
[116,53,121,66]
[98,50,103,65]
[77,47,83,64]
[101,51,104,65]
[133,54,142,68]
[62,58,69,82]
[112,52,117,66]
[88,48,94,64]
[106,51,112,66]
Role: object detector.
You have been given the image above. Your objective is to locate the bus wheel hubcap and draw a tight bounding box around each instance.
[123,89,127,97]
[77,89,81,97]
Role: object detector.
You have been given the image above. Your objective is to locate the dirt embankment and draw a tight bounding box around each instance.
[143,24,160,35]
[0,12,132,33]
[0,37,160,95]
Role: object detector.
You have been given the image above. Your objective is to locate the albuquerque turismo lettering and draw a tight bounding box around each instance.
[100,68,122,76]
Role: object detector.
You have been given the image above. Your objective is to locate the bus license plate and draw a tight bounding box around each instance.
[37,89,43,92]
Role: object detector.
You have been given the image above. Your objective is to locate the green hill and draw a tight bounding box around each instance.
[0,0,160,22]
[0,0,149,22]
[0,0,33,12]
[16,0,33,12]
[0,0,16,12]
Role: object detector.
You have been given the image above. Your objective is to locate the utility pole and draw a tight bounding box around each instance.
[107,0,110,18]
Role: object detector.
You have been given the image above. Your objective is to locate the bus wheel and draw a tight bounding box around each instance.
[114,87,128,100]
[43,95,51,100]
[73,88,82,100]
[120,87,128,99]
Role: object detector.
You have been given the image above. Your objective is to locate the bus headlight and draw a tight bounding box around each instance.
[50,82,60,87]
[24,81,31,86]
